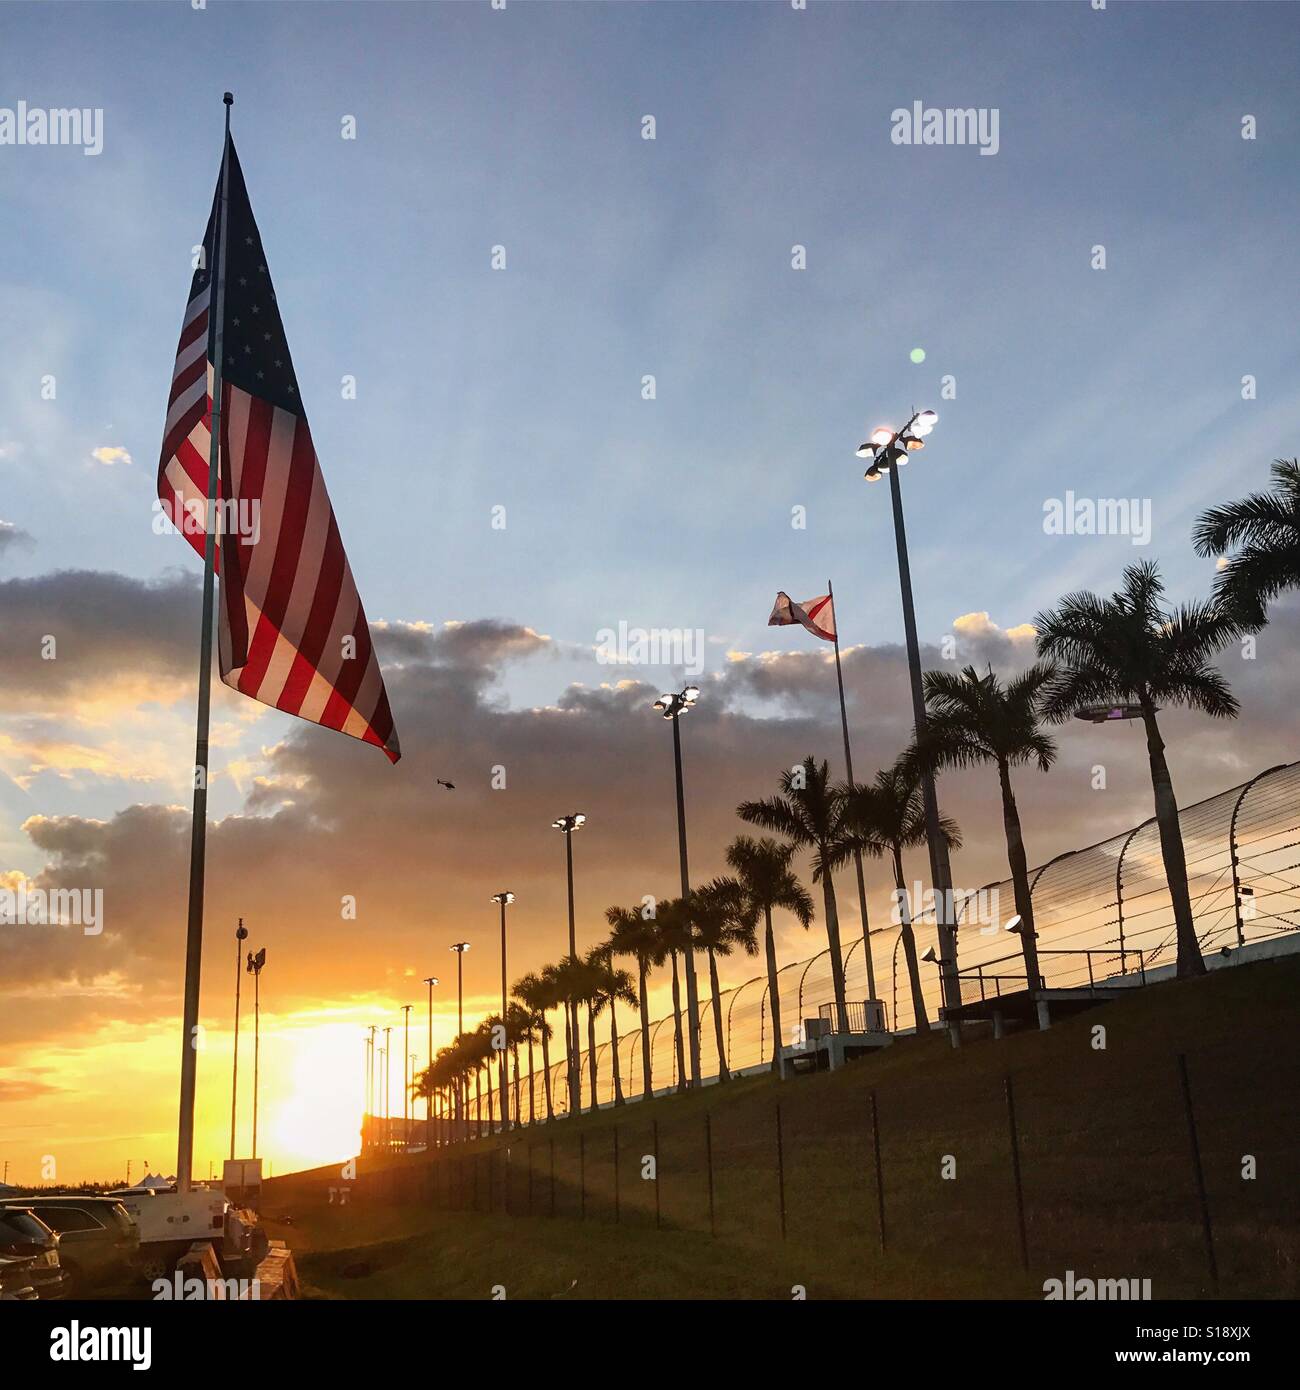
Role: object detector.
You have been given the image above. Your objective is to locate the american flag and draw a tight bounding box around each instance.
[768,591,836,643]
[158,137,400,762]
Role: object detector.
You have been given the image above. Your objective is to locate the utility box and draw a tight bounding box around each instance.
[222,1158,262,1208]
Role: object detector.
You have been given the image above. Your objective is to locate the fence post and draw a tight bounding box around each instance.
[775,1101,787,1241]
[870,1089,886,1252]
[653,1119,662,1229]
[1177,1053,1219,1291]
[527,1145,533,1217]
[549,1137,556,1217]
[1004,1074,1029,1270]
[705,1111,716,1237]
[579,1132,586,1220]
[613,1125,620,1224]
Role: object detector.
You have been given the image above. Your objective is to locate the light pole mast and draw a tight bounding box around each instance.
[449,943,470,1138]
[858,410,959,1017]
[400,1004,413,1147]
[551,814,586,1112]
[422,976,439,1146]
[653,686,703,1086]
[246,947,266,1159]
[491,893,515,1132]
[229,919,248,1160]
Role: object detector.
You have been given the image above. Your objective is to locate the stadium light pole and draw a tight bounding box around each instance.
[228,919,248,1161]
[383,1026,393,1148]
[423,976,439,1145]
[491,893,515,1132]
[652,686,703,1087]
[450,942,470,1137]
[246,947,267,1160]
[551,814,586,1112]
[857,410,960,1023]
[400,1003,414,1148]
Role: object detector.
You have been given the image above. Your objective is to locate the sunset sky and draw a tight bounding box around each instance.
[2,0,1299,1184]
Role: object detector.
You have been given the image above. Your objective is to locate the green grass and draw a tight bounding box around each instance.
[266,955,1300,1300]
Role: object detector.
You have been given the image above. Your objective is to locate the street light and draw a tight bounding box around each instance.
[856,408,961,1023]
[491,892,515,1131]
[422,976,439,1146]
[246,947,267,1160]
[449,942,470,1137]
[551,814,586,1112]
[400,1003,413,1146]
[229,919,248,1161]
[652,684,703,1088]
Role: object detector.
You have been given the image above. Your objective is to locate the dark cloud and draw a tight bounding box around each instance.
[0,520,35,560]
[0,568,198,702]
[2,572,1296,1055]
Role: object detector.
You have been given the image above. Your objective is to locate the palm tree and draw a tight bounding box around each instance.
[1035,560,1246,978]
[725,836,814,1078]
[512,972,553,1125]
[574,952,604,1112]
[504,1001,532,1127]
[689,879,758,1082]
[587,944,638,1105]
[840,757,962,1032]
[606,904,664,1100]
[738,756,854,1022]
[1193,458,1300,625]
[911,663,1057,993]
[652,896,693,1093]
[549,955,587,1115]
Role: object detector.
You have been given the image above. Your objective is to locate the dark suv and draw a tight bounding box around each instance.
[0,1197,139,1294]
[0,1207,66,1299]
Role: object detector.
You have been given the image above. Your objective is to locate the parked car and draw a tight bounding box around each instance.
[0,1252,41,1300]
[0,1196,139,1294]
[0,1207,66,1299]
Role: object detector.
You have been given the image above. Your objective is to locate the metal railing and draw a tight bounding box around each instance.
[390,759,1300,1140]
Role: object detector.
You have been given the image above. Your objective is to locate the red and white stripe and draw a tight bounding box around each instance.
[158,287,401,762]
[768,591,837,643]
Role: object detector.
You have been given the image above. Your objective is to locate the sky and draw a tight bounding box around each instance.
[1,0,1299,1184]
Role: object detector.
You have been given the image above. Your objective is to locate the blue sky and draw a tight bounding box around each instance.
[4,1,1297,694]
[4,0,1300,1180]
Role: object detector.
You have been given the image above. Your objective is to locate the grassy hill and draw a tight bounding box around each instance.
[266,955,1300,1300]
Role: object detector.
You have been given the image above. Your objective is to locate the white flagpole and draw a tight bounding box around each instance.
[827,579,879,1005]
[176,92,233,1193]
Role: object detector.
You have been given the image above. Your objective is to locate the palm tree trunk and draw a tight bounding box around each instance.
[893,846,931,1030]
[763,906,787,1078]
[526,1035,536,1125]
[669,949,687,1093]
[608,998,625,1104]
[540,1020,554,1122]
[1142,704,1207,977]
[997,758,1042,990]
[819,860,849,1022]
[563,997,580,1116]
[637,956,653,1099]
[707,946,730,1082]
[512,1044,521,1126]
[586,1004,599,1112]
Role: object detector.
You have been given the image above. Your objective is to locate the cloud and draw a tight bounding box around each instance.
[0,520,34,558]
[89,445,132,467]
[1,570,1296,1065]
[950,611,1039,668]
[0,569,198,706]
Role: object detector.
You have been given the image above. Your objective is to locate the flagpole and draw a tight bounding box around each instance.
[176,92,234,1194]
[827,579,879,1006]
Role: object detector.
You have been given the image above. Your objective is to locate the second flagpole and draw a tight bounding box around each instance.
[827,579,879,1007]
[175,91,234,1193]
